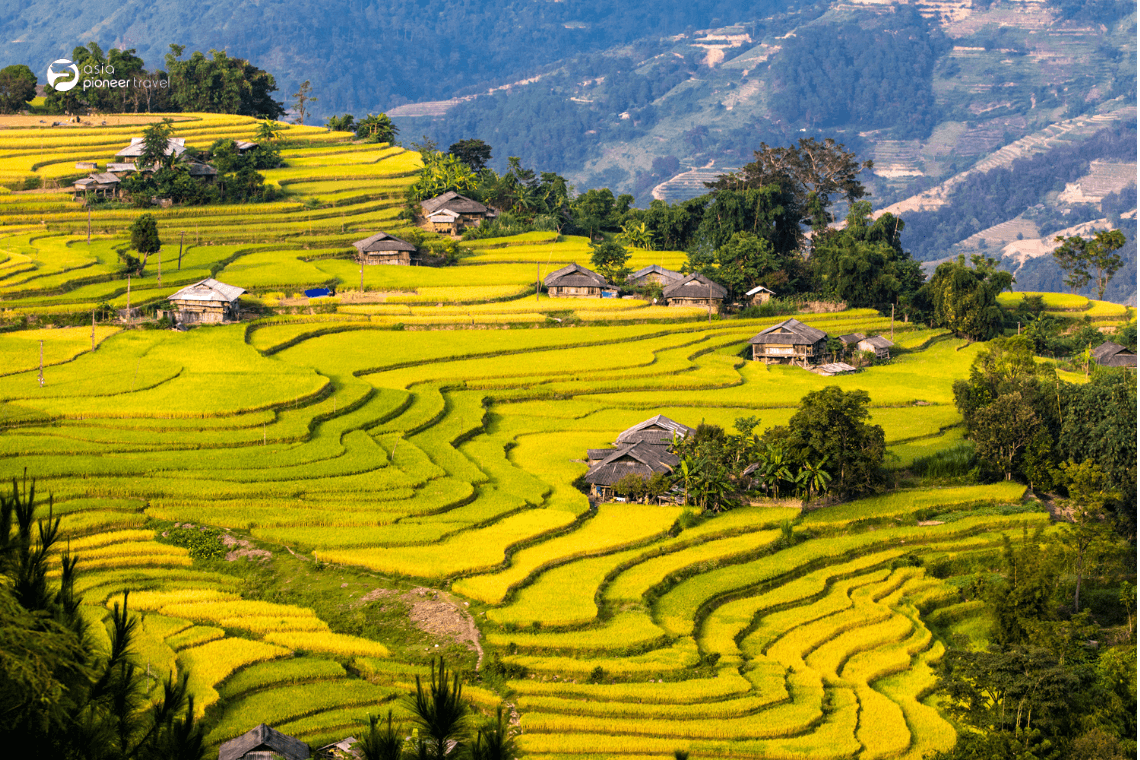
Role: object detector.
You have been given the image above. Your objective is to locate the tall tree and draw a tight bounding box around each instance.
[1051,230,1127,300]
[356,114,398,144]
[406,659,470,760]
[449,139,493,172]
[920,254,1013,341]
[589,240,630,284]
[292,80,316,125]
[164,46,285,118]
[0,65,37,114]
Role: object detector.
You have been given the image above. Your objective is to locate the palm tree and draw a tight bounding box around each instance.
[406,658,470,759]
[255,119,283,142]
[799,458,833,502]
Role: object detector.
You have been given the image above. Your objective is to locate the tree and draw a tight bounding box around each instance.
[255,119,283,142]
[165,46,284,118]
[130,214,162,265]
[449,139,493,172]
[709,138,872,228]
[356,114,398,144]
[769,386,885,497]
[292,80,316,125]
[1055,460,1119,613]
[1051,230,1126,300]
[0,477,207,760]
[921,254,1013,341]
[589,240,630,285]
[811,201,925,314]
[139,118,175,171]
[326,113,355,132]
[0,65,36,114]
[971,391,1040,481]
[406,658,470,759]
[358,710,403,760]
[470,706,519,760]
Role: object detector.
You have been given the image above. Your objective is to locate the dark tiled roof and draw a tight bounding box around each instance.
[662,273,727,300]
[616,414,694,446]
[219,724,310,760]
[1091,341,1128,362]
[544,263,609,288]
[749,318,828,345]
[583,441,679,486]
[859,336,894,349]
[587,448,617,460]
[353,232,417,253]
[837,333,865,346]
[421,191,491,216]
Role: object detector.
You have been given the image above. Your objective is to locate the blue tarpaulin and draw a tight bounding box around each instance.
[304,288,333,298]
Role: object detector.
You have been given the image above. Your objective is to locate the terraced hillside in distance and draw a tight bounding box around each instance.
[0,114,1134,758]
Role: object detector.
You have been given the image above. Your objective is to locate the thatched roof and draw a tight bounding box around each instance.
[1092,341,1136,367]
[544,263,609,288]
[74,172,120,188]
[219,724,309,760]
[663,273,727,300]
[353,232,416,253]
[583,441,679,486]
[837,333,865,346]
[749,318,828,346]
[616,414,694,446]
[168,278,245,304]
[421,191,492,216]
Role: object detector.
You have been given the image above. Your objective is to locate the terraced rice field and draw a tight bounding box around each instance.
[2,114,1129,756]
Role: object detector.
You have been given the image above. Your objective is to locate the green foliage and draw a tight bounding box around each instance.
[449,139,492,172]
[357,114,398,144]
[811,201,926,315]
[1052,229,1127,300]
[0,64,37,114]
[359,710,403,760]
[130,213,162,255]
[165,45,285,117]
[589,239,630,285]
[407,658,470,759]
[162,526,226,561]
[921,254,1014,341]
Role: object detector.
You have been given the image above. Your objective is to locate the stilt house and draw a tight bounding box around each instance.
[166,278,245,325]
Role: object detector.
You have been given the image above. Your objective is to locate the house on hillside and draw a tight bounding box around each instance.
[749,318,829,366]
[72,172,121,200]
[837,333,865,354]
[663,273,727,308]
[583,441,680,501]
[544,263,613,298]
[1091,341,1136,368]
[746,285,775,305]
[220,724,309,760]
[628,265,684,289]
[353,232,419,265]
[856,335,894,361]
[420,191,497,234]
[115,137,187,164]
[617,414,695,446]
[166,278,245,326]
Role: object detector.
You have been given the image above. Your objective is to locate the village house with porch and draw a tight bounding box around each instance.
[421,191,497,235]
[663,273,727,308]
[72,172,122,200]
[115,136,187,164]
[749,318,829,366]
[352,231,419,265]
[544,263,613,298]
[584,414,694,501]
[856,335,894,361]
[165,278,245,326]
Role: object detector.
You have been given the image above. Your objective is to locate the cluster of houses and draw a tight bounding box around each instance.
[749,318,893,373]
[583,415,695,502]
[72,136,242,201]
[543,262,728,308]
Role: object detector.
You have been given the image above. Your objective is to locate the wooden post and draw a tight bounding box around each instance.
[178,231,184,270]
[91,308,96,351]
[890,303,895,340]
[38,340,44,387]
[536,263,540,302]
[157,247,161,286]
[360,258,364,293]
[87,204,91,244]
[126,275,131,325]
[707,280,712,323]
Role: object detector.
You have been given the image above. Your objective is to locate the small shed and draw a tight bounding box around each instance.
[235,140,259,153]
[544,263,610,298]
[663,273,727,308]
[420,191,497,234]
[855,335,894,361]
[219,724,309,760]
[116,136,187,163]
[167,278,245,326]
[837,333,865,351]
[187,161,219,184]
[1091,341,1137,368]
[583,441,680,501]
[427,209,462,235]
[628,265,684,289]
[749,318,829,366]
[817,362,857,376]
[746,285,775,305]
[352,232,419,266]
[73,172,121,200]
